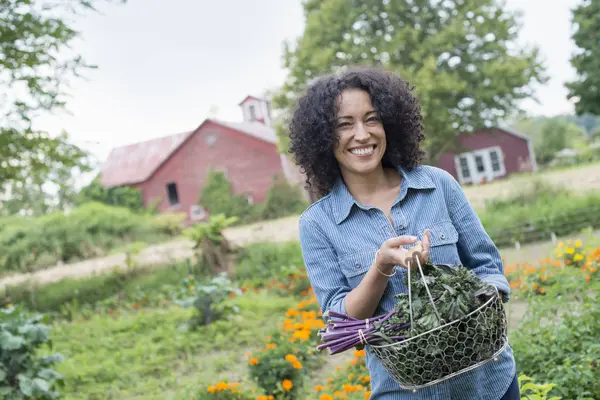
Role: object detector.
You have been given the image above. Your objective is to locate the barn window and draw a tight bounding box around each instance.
[474,155,485,173]
[490,150,501,172]
[166,183,180,206]
[249,105,257,121]
[459,156,470,178]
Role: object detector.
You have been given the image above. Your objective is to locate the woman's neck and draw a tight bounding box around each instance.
[341,164,401,204]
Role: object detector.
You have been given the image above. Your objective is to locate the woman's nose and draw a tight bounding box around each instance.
[354,123,369,141]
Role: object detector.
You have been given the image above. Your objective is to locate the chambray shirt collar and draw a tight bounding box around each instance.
[330,166,436,224]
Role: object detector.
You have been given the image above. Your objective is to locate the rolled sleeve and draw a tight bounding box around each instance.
[298,215,351,320]
[447,177,511,302]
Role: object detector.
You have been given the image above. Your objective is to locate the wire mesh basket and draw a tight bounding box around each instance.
[370,256,508,391]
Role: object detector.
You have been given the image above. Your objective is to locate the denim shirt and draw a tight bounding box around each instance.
[298,165,516,400]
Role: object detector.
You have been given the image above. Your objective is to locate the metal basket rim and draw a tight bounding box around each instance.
[370,286,502,349]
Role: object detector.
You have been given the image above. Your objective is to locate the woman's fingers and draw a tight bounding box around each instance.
[384,235,418,248]
[421,229,431,261]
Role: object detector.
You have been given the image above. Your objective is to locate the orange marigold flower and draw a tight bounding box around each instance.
[586,275,591,282]
[292,361,303,369]
[315,385,326,392]
[207,386,216,393]
[249,358,259,365]
[320,395,334,400]
[256,396,268,400]
[327,378,333,383]
[285,354,298,363]
[282,379,293,392]
[364,391,372,399]
[215,382,228,391]
[285,309,299,317]
[354,349,366,357]
[265,343,276,350]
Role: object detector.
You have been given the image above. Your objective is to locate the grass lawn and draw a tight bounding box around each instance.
[46,291,296,400]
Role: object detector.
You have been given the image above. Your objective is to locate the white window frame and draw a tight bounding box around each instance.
[454,146,506,184]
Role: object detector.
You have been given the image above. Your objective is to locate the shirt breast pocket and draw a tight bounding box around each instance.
[338,250,377,289]
[425,220,461,266]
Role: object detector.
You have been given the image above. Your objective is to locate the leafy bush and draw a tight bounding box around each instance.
[259,176,308,220]
[199,170,258,224]
[173,273,242,328]
[0,202,181,272]
[248,339,305,400]
[185,214,238,275]
[77,178,145,213]
[518,375,560,400]
[511,272,600,399]
[199,170,306,225]
[0,306,64,399]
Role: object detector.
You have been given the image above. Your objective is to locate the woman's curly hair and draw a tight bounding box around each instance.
[288,66,425,198]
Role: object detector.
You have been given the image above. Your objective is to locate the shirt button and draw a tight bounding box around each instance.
[440,233,446,240]
[355,262,361,269]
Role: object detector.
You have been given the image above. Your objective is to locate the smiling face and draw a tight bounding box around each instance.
[333,89,386,179]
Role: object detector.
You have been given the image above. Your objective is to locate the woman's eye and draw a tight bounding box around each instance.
[338,122,352,128]
[367,117,379,123]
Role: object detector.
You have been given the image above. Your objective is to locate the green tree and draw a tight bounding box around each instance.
[273,0,546,160]
[513,116,587,164]
[198,170,255,223]
[566,0,600,115]
[0,1,124,192]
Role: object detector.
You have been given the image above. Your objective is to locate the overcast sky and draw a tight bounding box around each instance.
[34,0,581,165]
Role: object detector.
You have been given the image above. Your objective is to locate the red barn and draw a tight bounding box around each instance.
[437,127,537,185]
[100,96,307,221]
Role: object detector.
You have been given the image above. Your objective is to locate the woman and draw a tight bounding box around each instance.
[289,67,519,400]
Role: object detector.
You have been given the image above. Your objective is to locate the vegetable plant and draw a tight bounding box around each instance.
[173,273,242,328]
[0,306,64,399]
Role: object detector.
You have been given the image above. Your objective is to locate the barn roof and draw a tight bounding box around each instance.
[100,119,277,188]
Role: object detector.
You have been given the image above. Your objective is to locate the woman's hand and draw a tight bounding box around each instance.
[375,230,431,273]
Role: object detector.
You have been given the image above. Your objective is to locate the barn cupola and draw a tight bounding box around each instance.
[238,95,272,126]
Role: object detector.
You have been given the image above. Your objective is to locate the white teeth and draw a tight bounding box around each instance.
[350,146,374,156]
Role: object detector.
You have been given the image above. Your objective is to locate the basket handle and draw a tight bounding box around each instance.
[407,253,442,330]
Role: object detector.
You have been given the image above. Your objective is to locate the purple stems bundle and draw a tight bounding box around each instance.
[317,310,409,355]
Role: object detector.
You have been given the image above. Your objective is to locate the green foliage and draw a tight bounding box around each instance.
[77,178,145,212]
[0,202,180,273]
[185,213,238,275]
[235,241,307,294]
[199,171,306,224]
[3,262,193,316]
[480,189,600,247]
[566,0,600,115]
[483,179,566,213]
[512,116,588,165]
[511,272,600,399]
[1,1,125,191]
[199,170,257,224]
[46,292,295,399]
[248,338,305,400]
[0,306,64,399]
[518,375,561,400]
[260,177,308,220]
[173,274,242,328]
[273,0,546,159]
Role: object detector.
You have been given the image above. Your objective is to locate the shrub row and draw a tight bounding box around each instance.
[0,202,186,273]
